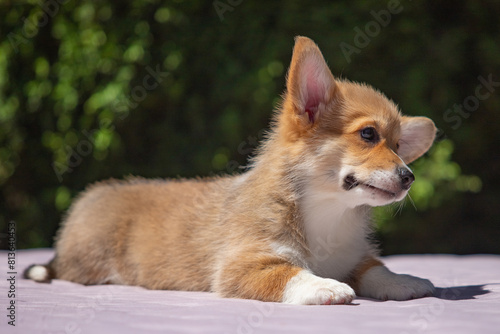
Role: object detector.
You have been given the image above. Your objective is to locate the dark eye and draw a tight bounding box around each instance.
[396,142,400,150]
[360,127,378,142]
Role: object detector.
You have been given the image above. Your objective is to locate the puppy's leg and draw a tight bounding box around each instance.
[350,256,435,301]
[216,255,355,305]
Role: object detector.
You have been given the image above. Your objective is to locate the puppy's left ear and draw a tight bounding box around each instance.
[398,116,437,164]
[285,36,338,127]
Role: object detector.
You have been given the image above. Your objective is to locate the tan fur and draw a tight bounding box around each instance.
[27,37,436,304]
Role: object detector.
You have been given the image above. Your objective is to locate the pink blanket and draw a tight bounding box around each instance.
[1,249,499,333]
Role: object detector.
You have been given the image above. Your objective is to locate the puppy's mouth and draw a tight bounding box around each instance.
[343,174,397,198]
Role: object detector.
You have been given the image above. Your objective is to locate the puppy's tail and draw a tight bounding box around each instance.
[24,259,56,283]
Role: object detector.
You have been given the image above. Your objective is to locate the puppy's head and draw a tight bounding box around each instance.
[278,36,436,207]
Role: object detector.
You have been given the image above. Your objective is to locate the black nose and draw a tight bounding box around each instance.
[398,167,415,190]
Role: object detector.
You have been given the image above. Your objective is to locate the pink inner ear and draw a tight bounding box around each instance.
[305,108,316,123]
[302,62,326,123]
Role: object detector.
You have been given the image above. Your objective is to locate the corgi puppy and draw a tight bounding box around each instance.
[26,36,436,305]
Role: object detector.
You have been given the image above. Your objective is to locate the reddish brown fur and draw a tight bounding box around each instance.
[216,253,302,301]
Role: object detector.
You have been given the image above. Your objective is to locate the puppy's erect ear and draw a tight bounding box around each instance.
[398,116,437,164]
[285,36,338,125]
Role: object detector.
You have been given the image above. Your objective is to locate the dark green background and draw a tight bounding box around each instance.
[1,0,499,254]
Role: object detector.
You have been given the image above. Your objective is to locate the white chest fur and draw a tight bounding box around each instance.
[300,190,371,280]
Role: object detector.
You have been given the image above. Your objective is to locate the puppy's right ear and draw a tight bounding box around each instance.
[398,116,437,164]
[284,36,338,129]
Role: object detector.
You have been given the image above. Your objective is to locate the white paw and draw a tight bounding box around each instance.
[282,270,356,305]
[359,266,435,301]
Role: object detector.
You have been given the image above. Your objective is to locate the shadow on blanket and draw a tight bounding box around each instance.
[435,285,492,300]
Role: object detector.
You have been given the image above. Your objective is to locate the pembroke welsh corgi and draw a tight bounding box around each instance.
[26,36,436,305]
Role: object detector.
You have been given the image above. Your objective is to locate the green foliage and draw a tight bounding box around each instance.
[0,0,499,253]
[411,140,482,208]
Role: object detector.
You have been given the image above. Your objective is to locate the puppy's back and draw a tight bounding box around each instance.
[47,177,230,289]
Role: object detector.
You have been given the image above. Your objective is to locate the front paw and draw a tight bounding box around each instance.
[359,266,435,301]
[282,270,356,305]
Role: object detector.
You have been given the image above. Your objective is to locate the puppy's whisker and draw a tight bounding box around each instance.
[406,193,417,211]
